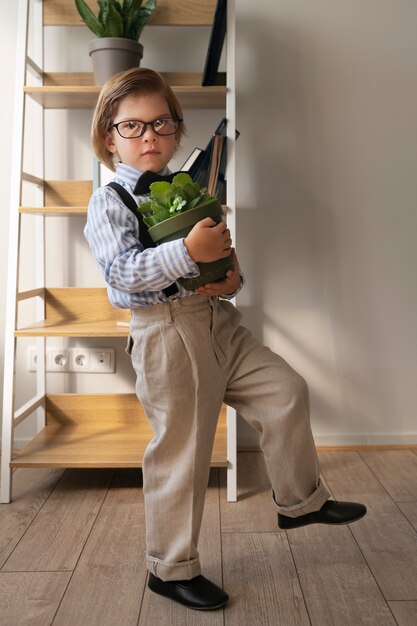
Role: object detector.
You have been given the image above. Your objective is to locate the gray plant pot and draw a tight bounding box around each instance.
[88,38,143,85]
[148,199,234,290]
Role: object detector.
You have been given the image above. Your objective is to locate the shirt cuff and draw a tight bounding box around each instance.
[221,270,245,300]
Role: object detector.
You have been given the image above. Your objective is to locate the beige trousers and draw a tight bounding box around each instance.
[129,295,329,581]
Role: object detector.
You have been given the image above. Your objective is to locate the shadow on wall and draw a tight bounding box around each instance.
[236,13,408,437]
[236,15,351,432]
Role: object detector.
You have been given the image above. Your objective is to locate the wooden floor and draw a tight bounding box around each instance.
[1,449,417,625]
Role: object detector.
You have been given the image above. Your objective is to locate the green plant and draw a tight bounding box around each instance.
[138,173,216,227]
[74,0,156,40]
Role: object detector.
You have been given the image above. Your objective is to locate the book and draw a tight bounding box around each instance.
[180,147,203,171]
[202,0,227,86]
[187,118,239,200]
[188,141,213,188]
[188,135,221,195]
[207,133,224,196]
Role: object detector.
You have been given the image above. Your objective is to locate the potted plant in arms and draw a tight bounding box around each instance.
[138,173,234,290]
[74,0,156,85]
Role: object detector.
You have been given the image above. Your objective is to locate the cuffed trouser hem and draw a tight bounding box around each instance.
[273,479,331,518]
[146,556,202,582]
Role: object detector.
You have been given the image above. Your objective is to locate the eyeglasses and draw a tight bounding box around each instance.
[111,117,182,139]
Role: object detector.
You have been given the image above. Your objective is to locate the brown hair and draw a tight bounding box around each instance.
[91,67,185,171]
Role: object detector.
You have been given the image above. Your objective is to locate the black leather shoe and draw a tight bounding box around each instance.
[147,573,229,610]
[278,500,367,530]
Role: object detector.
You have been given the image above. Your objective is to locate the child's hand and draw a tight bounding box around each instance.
[184,218,232,263]
[195,249,241,296]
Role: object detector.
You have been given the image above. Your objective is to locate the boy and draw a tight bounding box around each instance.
[84,68,366,611]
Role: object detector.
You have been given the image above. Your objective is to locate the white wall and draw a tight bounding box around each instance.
[1,1,417,448]
[236,0,417,445]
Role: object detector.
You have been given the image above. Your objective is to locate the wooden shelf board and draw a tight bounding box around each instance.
[24,86,98,109]
[20,207,87,216]
[42,72,225,87]
[15,288,130,337]
[44,0,217,27]
[19,204,228,217]
[15,320,129,337]
[24,85,226,110]
[44,180,92,206]
[10,395,227,468]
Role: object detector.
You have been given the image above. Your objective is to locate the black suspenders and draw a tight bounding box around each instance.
[107,181,180,300]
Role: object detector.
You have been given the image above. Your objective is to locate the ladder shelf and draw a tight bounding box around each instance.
[1,0,237,504]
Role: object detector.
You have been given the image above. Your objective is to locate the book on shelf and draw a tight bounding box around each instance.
[202,0,227,86]
[186,120,225,199]
[180,147,204,171]
[207,133,224,196]
[184,118,239,201]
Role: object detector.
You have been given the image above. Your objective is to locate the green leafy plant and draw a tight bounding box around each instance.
[74,0,156,40]
[138,173,216,227]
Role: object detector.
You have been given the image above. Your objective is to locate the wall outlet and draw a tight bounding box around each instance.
[71,350,90,372]
[28,347,115,373]
[89,349,115,373]
[28,348,45,372]
[71,348,115,373]
[50,350,70,372]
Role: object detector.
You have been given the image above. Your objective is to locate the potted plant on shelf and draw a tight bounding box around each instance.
[138,173,234,290]
[74,0,156,85]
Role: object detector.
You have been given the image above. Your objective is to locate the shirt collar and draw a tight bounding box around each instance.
[113,163,171,196]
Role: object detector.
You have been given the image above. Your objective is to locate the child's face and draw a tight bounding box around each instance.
[105,91,178,173]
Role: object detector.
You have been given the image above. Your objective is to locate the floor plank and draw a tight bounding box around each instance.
[388,601,417,625]
[220,452,279,532]
[396,502,417,531]
[287,524,395,625]
[222,532,310,626]
[2,469,114,572]
[1,450,416,622]
[0,468,64,569]
[139,470,224,626]
[319,451,417,601]
[0,571,71,626]
[52,469,146,626]
[360,450,417,501]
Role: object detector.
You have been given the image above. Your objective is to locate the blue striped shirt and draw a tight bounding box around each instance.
[84,163,242,308]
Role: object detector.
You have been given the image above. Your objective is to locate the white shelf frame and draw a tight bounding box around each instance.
[1,0,47,504]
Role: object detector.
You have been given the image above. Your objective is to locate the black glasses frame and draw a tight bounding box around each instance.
[111,117,183,139]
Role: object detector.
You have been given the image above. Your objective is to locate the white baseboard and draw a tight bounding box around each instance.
[236,431,417,449]
[4,432,417,453]
[313,433,417,447]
